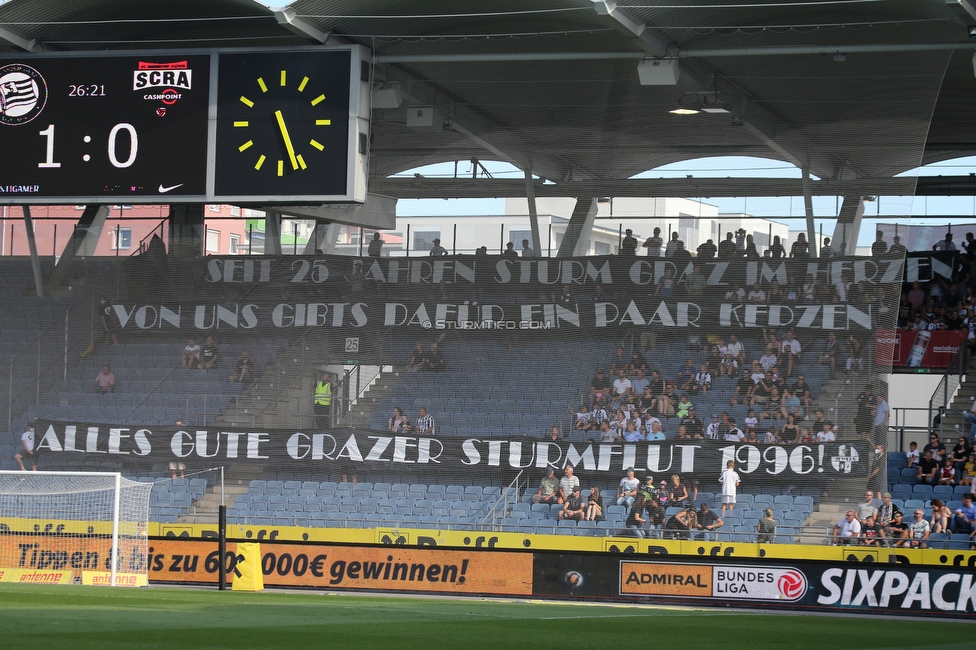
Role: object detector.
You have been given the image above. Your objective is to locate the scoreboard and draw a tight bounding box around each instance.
[0,47,370,204]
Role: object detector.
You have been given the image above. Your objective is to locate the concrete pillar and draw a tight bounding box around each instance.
[524,169,542,254]
[168,204,205,259]
[45,204,110,291]
[556,197,598,258]
[22,206,43,297]
[830,195,866,256]
[302,221,342,255]
[264,210,283,255]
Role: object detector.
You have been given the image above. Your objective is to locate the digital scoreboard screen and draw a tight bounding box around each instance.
[0,54,211,201]
[0,47,367,204]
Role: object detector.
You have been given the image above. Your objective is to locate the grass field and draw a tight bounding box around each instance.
[0,584,972,649]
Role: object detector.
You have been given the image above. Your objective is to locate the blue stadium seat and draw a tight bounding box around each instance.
[913,485,933,499]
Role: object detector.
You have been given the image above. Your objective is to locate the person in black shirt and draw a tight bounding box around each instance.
[558,486,585,522]
[917,450,940,486]
[590,368,612,404]
[696,239,717,259]
[620,229,638,256]
[860,514,886,546]
[664,506,696,540]
[696,503,723,538]
[422,342,446,372]
[790,233,810,258]
[731,370,756,406]
[681,408,704,438]
[407,342,426,371]
[636,477,666,525]
[871,231,888,256]
[718,232,737,258]
[626,494,647,537]
[854,385,877,439]
[200,336,219,371]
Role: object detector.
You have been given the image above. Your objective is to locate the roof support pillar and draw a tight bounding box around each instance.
[303,221,342,255]
[802,169,817,258]
[831,196,866,257]
[264,211,283,255]
[45,205,110,292]
[167,204,205,259]
[21,206,43,297]
[524,169,542,254]
[556,197,598,258]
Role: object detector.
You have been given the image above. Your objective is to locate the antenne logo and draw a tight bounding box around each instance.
[0,63,48,125]
[777,570,806,600]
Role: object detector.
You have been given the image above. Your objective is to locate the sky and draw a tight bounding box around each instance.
[393,156,976,247]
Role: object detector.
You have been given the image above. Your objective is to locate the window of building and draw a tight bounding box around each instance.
[230,205,241,216]
[229,234,241,254]
[209,204,221,212]
[111,228,132,250]
[206,229,220,252]
[508,230,532,248]
[594,241,611,255]
[413,230,440,251]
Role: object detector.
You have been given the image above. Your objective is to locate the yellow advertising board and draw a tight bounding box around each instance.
[149,538,533,595]
[81,571,148,587]
[0,568,74,584]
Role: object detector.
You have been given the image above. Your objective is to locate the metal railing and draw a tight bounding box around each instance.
[131,218,167,256]
[221,330,314,429]
[928,344,967,433]
[0,288,103,430]
[478,471,525,528]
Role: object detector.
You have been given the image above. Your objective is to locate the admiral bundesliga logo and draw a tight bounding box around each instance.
[0,63,48,125]
[133,60,192,112]
[620,562,808,601]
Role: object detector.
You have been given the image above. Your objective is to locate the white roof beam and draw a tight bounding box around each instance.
[591,2,846,180]
[274,7,330,44]
[0,25,38,52]
[591,1,669,57]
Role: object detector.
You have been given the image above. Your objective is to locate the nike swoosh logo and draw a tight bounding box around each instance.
[158,183,184,193]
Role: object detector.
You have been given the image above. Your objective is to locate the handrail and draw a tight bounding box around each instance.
[0,283,102,428]
[479,470,524,528]
[326,324,401,428]
[130,218,167,256]
[222,329,314,428]
[928,344,967,440]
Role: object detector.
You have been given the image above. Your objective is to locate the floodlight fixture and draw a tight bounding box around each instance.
[638,58,680,85]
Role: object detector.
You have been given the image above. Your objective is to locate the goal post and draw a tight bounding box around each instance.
[0,471,152,586]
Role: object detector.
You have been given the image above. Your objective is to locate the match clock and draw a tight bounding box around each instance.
[213,50,354,201]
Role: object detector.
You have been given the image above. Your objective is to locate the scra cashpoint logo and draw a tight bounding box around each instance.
[0,63,48,125]
[133,60,192,106]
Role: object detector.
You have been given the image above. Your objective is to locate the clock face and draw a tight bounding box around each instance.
[213,50,352,199]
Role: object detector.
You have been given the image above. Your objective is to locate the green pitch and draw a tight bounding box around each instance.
[0,584,971,649]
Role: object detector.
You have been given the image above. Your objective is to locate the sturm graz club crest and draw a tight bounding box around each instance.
[830,444,860,473]
[0,63,48,125]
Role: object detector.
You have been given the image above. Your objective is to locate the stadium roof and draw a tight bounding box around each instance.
[0,0,974,200]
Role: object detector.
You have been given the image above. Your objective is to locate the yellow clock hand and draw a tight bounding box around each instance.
[274,109,299,171]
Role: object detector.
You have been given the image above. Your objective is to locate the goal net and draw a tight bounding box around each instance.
[0,471,152,586]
